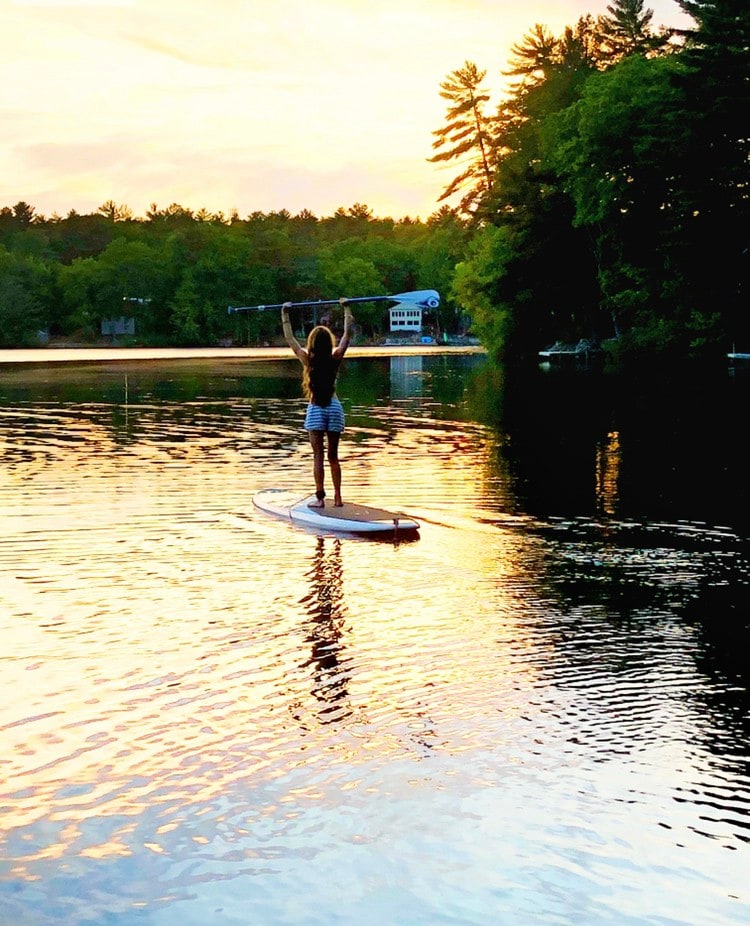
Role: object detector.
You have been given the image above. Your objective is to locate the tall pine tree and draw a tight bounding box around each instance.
[428,62,495,216]
[598,0,666,62]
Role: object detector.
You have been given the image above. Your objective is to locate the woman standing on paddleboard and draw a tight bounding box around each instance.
[281,299,354,508]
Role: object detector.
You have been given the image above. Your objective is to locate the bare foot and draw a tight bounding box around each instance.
[309,497,325,509]
[334,496,343,507]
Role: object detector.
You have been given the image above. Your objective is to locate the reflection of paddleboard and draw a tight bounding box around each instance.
[253,489,420,534]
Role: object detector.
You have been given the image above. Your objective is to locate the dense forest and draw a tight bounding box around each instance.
[0,200,466,348]
[1,0,747,363]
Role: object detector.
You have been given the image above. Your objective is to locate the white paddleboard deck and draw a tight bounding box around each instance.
[253,489,420,534]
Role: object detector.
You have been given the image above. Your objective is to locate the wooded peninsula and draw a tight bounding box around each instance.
[1,1,746,365]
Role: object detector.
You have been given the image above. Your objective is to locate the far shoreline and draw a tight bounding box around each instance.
[0,343,486,366]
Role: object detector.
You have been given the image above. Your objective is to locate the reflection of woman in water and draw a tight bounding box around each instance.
[281,299,354,508]
[300,537,350,719]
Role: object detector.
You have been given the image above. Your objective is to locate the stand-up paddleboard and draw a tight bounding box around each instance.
[253,489,420,534]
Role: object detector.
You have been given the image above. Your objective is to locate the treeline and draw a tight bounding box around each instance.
[435,0,748,362]
[0,202,468,347]
[2,1,747,362]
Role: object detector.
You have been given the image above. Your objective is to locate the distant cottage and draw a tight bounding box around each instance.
[101,316,136,337]
[101,297,150,338]
[389,304,422,332]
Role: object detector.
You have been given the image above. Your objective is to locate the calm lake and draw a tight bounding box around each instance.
[0,348,748,926]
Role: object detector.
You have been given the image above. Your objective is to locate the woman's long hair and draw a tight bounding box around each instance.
[303,326,339,406]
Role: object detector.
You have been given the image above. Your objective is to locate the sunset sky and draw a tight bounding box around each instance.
[2,0,692,221]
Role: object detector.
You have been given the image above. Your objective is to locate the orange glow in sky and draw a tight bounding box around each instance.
[2,0,692,220]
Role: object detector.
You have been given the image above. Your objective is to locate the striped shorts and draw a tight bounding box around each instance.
[303,396,345,433]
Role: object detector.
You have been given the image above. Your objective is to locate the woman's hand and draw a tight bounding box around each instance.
[339,297,353,321]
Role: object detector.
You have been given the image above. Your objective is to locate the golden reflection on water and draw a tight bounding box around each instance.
[596,430,622,517]
[0,390,540,776]
[0,387,539,855]
[0,356,748,924]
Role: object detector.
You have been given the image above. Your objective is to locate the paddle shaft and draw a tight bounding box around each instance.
[230,296,384,313]
[228,289,439,314]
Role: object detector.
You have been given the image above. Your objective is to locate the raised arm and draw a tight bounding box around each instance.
[333,298,354,358]
[281,303,306,361]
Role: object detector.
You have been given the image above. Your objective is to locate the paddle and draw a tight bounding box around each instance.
[227,289,440,314]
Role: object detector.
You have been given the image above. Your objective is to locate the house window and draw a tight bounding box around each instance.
[389,306,422,332]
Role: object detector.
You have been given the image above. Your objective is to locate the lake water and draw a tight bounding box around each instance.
[0,349,748,926]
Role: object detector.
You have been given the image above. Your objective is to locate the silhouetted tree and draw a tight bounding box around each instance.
[428,61,495,215]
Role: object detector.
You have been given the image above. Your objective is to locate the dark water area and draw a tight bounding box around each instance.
[0,350,748,925]
[465,361,748,527]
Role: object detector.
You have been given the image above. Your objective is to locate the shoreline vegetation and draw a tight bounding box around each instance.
[1,2,747,366]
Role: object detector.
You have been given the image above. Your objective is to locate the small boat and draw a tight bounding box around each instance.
[539,338,598,363]
[728,351,750,374]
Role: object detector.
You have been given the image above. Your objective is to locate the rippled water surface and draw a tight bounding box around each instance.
[1,351,748,925]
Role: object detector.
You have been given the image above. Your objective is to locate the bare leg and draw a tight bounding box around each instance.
[308,430,326,507]
[327,432,343,506]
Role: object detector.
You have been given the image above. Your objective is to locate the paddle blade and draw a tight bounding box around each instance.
[391,289,440,308]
